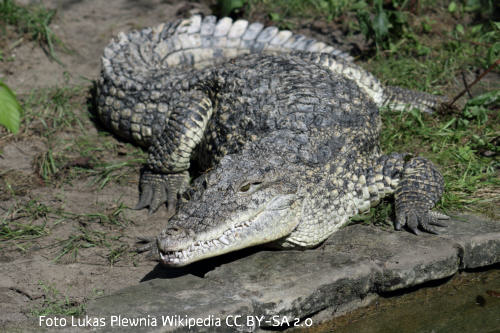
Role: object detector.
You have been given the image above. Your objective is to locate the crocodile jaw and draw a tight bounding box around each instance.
[157,194,300,267]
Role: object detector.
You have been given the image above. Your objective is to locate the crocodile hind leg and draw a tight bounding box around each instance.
[394,156,449,234]
[361,153,449,234]
[136,90,213,216]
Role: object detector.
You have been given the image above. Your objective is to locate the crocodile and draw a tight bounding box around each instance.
[97,15,449,266]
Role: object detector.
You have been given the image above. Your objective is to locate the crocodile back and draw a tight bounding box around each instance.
[96,15,353,146]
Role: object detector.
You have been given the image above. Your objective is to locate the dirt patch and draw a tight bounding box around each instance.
[0,0,214,329]
[2,0,212,92]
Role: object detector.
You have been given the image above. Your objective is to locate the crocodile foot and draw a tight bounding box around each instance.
[135,236,159,260]
[393,156,448,235]
[135,169,189,216]
[395,209,449,235]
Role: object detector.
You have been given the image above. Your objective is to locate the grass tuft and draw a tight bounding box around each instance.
[30,281,85,317]
[21,86,85,138]
[0,199,53,242]
[0,0,65,62]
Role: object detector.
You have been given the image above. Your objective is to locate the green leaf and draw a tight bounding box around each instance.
[416,44,431,56]
[269,12,281,22]
[470,24,483,34]
[487,42,500,66]
[421,20,432,33]
[373,9,390,41]
[448,1,457,13]
[464,0,481,12]
[218,0,245,17]
[0,81,23,134]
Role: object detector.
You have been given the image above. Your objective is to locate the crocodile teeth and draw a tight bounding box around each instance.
[219,236,230,245]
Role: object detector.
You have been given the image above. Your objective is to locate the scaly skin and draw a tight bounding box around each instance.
[96,16,449,266]
[150,53,448,266]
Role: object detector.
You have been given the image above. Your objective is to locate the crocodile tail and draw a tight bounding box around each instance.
[168,15,353,64]
[101,15,353,78]
[287,52,447,113]
[382,86,448,113]
[290,51,386,107]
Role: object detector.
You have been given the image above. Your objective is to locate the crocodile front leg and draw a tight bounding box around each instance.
[136,90,213,215]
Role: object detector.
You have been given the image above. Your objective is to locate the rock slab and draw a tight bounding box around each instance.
[86,215,500,332]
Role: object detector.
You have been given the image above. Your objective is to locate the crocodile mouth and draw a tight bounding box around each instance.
[157,194,299,266]
[158,219,251,266]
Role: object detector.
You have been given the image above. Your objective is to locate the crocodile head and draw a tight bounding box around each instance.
[156,153,302,266]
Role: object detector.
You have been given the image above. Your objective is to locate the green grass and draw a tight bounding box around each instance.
[361,3,500,218]
[21,86,85,138]
[226,0,499,60]
[221,0,421,48]
[0,195,134,262]
[53,225,130,264]
[381,106,499,218]
[87,158,146,189]
[250,0,354,22]
[1,201,133,263]
[365,18,500,93]
[30,281,85,317]
[0,0,64,62]
[226,0,355,20]
[47,201,133,263]
[0,83,142,263]
[0,199,52,242]
[53,227,108,263]
[68,202,133,227]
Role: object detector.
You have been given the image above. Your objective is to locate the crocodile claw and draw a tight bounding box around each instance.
[134,170,189,216]
[135,236,159,260]
[135,185,154,210]
[148,182,168,215]
[395,209,449,235]
[136,236,155,252]
[134,171,169,214]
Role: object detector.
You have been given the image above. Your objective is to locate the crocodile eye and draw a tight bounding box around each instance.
[239,183,251,192]
[239,182,262,193]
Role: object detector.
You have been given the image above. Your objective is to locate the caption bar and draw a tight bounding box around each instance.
[39,314,314,329]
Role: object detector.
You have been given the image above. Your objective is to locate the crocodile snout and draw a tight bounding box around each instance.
[157,225,195,251]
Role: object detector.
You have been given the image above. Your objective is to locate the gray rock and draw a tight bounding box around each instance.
[86,215,500,332]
